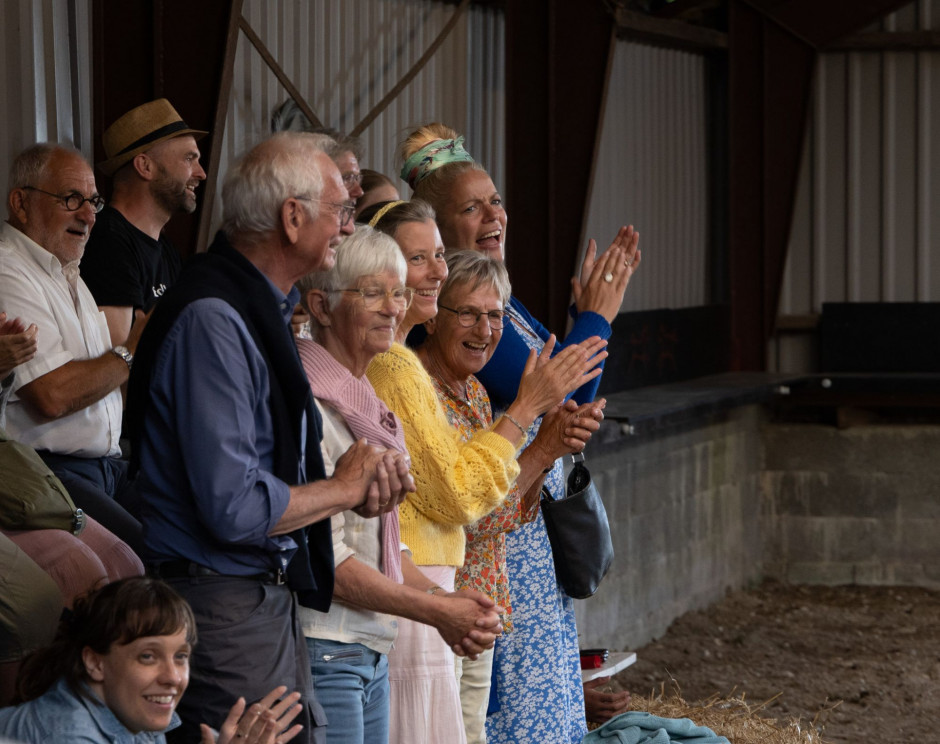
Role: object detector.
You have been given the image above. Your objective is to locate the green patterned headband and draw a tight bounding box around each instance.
[400,136,475,190]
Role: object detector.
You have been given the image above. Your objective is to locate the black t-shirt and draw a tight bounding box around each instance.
[82,206,182,312]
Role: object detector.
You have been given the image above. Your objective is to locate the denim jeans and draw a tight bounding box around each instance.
[308,638,390,744]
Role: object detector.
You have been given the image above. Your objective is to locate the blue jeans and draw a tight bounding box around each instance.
[307,638,390,744]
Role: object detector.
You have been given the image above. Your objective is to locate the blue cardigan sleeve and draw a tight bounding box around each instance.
[476,296,611,409]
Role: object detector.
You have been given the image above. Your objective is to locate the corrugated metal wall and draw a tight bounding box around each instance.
[776,0,940,371]
[583,39,710,313]
[0,0,93,179]
[209,0,505,235]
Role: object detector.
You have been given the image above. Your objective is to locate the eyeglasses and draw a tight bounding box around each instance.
[333,286,414,311]
[294,196,355,227]
[22,186,105,213]
[342,172,363,186]
[438,304,505,330]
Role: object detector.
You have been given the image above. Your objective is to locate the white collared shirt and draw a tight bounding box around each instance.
[0,221,122,457]
[298,399,402,653]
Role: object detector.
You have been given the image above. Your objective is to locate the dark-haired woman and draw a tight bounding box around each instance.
[0,577,303,744]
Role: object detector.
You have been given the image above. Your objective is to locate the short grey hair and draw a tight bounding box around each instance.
[7,143,84,215]
[221,131,334,245]
[439,249,511,308]
[296,225,407,316]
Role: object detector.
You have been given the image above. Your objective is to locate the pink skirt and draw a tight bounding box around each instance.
[387,565,467,744]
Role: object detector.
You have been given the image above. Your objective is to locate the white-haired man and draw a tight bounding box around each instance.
[126,132,422,744]
[0,144,144,553]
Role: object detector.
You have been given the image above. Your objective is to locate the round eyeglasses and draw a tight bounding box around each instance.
[437,304,505,330]
[293,196,355,227]
[333,286,414,311]
[23,186,105,214]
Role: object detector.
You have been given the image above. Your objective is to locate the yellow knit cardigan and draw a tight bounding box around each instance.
[366,343,520,566]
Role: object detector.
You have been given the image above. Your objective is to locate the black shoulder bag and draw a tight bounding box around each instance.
[540,451,614,599]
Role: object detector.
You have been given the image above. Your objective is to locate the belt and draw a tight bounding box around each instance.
[148,560,285,586]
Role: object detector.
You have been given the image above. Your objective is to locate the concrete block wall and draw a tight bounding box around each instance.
[574,406,766,651]
[573,410,940,652]
[762,424,940,589]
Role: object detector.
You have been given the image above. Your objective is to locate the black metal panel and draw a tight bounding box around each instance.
[820,303,940,373]
[597,305,731,394]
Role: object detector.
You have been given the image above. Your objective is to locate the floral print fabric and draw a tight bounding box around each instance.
[431,373,536,633]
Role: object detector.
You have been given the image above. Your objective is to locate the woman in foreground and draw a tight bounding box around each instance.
[0,577,302,744]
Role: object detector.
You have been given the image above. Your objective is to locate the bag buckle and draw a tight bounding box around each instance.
[72,508,86,536]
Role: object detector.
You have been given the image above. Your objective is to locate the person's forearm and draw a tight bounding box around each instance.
[334,552,448,626]
[516,444,555,495]
[100,306,133,347]
[17,355,127,420]
[270,479,363,534]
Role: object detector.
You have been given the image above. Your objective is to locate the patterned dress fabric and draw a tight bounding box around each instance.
[431,373,537,633]
[484,304,588,744]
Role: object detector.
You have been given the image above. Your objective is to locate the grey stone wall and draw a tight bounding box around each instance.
[573,406,767,651]
[571,410,940,652]
[762,423,940,589]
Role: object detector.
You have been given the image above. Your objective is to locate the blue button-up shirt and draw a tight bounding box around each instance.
[137,282,302,575]
[0,677,180,743]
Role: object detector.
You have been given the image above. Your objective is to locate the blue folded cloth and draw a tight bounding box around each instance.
[583,711,731,744]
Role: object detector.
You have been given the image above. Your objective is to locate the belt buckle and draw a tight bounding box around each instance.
[273,568,285,585]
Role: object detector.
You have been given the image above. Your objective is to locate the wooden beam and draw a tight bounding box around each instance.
[351,0,471,137]
[615,7,728,52]
[194,0,243,254]
[776,313,821,332]
[824,30,940,52]
[237,16,322,130]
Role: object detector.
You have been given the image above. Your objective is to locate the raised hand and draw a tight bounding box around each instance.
[201,685,304,744]
[530,397,606,464]
[511,336,608,421]
[0,312,38,378]
[572,225,641,323]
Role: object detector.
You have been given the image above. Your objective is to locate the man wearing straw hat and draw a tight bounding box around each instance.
[82,99,207,347]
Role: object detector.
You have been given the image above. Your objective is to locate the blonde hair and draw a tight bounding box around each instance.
[399,123,483,232]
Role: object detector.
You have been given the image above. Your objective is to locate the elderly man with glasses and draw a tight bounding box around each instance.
[125,132,410,744]
[0,143,146,555]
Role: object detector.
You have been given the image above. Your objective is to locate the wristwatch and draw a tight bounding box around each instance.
[111,345,134,370]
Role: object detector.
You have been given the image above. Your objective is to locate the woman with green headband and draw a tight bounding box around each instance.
[399,123,640,744]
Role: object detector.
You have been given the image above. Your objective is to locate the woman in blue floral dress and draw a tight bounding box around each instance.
[399,124,640,742]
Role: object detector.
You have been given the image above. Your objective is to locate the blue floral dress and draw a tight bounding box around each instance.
[483,300,590,744]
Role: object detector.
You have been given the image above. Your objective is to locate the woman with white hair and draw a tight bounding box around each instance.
[294,227,504,744]
[364,200,607,744]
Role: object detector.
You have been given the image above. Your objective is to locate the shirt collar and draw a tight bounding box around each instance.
[70,679,182,741]
[260,272,300,326]
[1,220,72,278]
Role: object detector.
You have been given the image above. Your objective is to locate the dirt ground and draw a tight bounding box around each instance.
[614,580,940,742]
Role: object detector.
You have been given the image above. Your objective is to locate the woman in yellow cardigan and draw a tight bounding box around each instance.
[365,199,606,744]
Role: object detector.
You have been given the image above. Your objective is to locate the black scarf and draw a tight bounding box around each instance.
[126,231,333,611]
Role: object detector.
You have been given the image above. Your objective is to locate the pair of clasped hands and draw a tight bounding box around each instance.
[328,432,504,662]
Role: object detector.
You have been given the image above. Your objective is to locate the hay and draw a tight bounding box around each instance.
[622,682,838,744]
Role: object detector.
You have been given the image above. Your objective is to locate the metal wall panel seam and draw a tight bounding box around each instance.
[846,52,863,302]
[812,55,827,313]
[917,7,933,299]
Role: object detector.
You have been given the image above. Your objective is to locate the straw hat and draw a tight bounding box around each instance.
[98,99,207,176]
